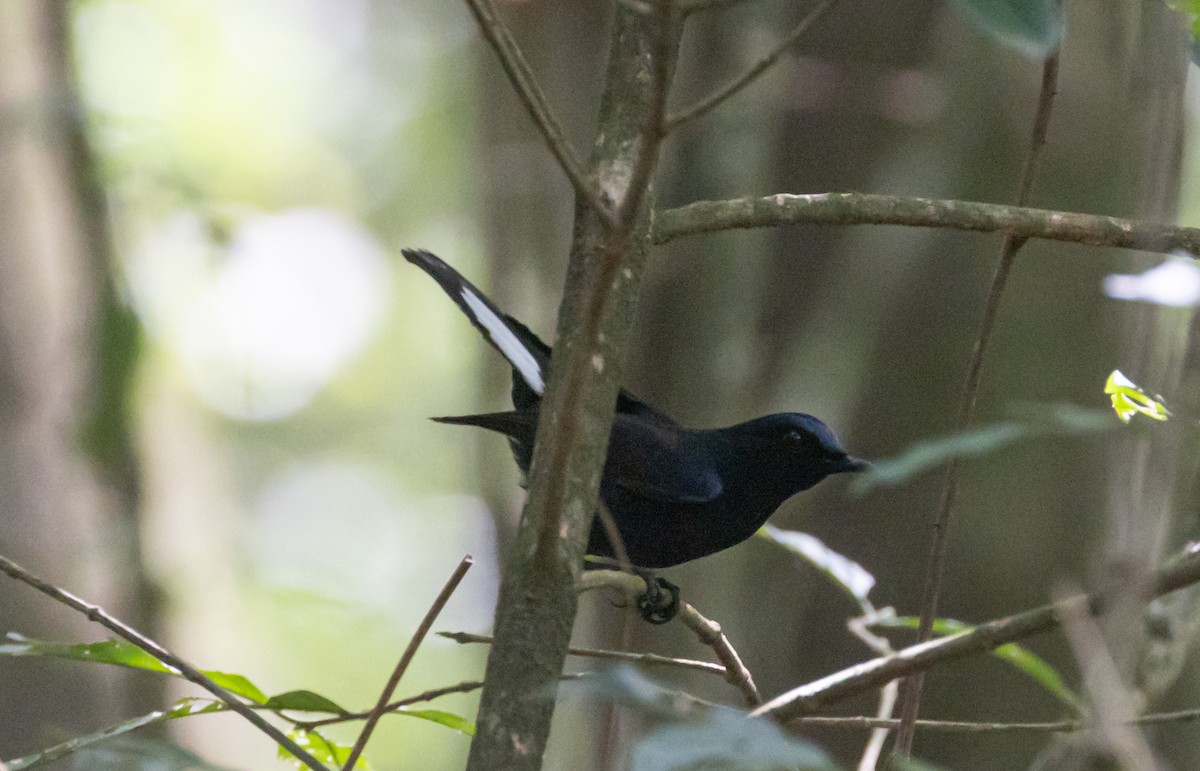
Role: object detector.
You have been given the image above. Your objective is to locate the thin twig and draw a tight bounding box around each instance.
[797,707,1200,733]
[297,680,483,730]
[651,192,1200,254]
[677,601,761,706]
[463,0,613,224]
[296,674,592,732]
[0,554,326,771]
[438,630,727,676]
[753,544,1200,723]
[894,52,1060,756]
[846,613,898,771]
[342,556,474,771]
[664,0,837,133]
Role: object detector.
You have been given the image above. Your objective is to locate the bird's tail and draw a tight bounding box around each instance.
[431,411,537,441]
[402,248,549,398]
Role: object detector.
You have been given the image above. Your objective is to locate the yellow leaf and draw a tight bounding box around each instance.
[1104,370,1169,424]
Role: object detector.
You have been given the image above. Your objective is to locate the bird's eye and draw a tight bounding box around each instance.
[786,429,803,442]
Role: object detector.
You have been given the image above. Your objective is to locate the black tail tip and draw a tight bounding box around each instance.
[401,247,433,264]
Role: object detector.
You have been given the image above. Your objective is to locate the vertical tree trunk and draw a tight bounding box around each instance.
[0,0,150,754]
[465,4,679,767]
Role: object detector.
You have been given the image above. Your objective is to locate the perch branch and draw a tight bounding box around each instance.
[677,601,761,706]
[652,192,1200,255]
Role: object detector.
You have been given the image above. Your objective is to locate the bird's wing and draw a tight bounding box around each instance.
[605,415,723,504]
[403,249,548,395]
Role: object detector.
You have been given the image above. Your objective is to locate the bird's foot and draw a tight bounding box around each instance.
[636,575,680,625]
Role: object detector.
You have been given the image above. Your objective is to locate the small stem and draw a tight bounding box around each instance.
[463,0,613,224]
[664,0,837,133]
[341,556,474,771]
[893,52,1060,756]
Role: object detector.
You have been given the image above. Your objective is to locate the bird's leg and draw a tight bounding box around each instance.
[632,568,680,625]
[581,557,681,624]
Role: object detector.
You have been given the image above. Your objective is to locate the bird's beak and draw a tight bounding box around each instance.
[842,456,871,473]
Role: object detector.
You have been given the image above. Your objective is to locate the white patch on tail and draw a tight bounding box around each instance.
[461,287,545,394]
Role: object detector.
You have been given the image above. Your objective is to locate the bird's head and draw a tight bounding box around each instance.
[730,413,867,492]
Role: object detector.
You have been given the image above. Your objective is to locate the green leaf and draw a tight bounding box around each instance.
[757,525,875,603]
[397,708,476,735]
[950,0,1063,58]
[279,729,370,770]
[0,634,174,673]
[878,617,1080,712]
[5,699,226,770]
[851,405,1115,493]
[1105,370,1169,424]
[262,689,349,714]
[1,633,271,704]
[203,672,268,704]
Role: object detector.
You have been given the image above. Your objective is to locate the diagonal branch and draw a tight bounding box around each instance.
[342,555,473,771]
[463,0,614,224]
[752,543,1200,723]
[652,191,1200,255]
[664,0,837,133]
[0,554,326,771]
[893,51,1060,756]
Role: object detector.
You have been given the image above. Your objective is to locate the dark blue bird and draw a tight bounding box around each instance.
[403,249,865,578]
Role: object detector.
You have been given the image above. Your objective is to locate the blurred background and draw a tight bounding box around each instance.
[0,0,1198,769]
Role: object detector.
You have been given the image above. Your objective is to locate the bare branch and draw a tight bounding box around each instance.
[677,601,761,706]
[895,52,1061,755]
[342,555,473,771]
[751,546,1200,722]
[463,0,613,223]
[664,0,837,133]
[0,554,326,771]
[439,630,727,676]
[652,191,1200,255]
[797,707,1200,733]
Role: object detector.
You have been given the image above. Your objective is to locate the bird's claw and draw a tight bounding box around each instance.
[637,576,680,624]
